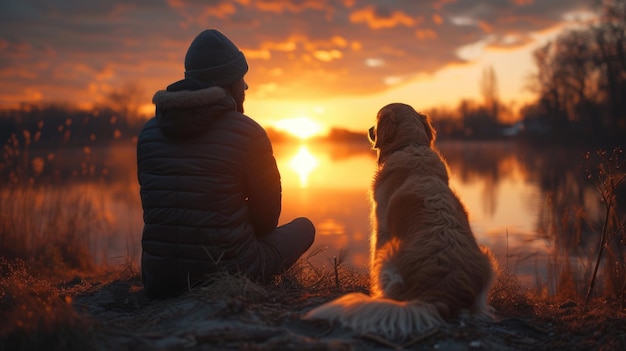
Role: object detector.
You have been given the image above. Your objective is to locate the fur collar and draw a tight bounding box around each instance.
[152,86,233,111]
[151,86,236,139]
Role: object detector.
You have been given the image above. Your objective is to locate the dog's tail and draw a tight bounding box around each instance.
[303,293,445,340]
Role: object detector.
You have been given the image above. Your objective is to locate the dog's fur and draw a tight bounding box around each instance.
[304,103,495,340]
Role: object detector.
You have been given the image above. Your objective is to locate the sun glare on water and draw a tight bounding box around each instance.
[289,145,319,188]
[273,117,324,188]
[274,117,323,140]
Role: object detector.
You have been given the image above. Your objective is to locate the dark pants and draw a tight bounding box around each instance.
[259,217,316,276]
[142,217,315,298]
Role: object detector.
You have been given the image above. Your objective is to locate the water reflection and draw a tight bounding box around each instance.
[276,140,623,293]
[7,140,622,294]
[288,145,319,188]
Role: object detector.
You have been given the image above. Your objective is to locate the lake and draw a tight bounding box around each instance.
[16,139,617,292]
[275,140,605,290]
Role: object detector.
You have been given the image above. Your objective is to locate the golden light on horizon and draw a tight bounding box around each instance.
[274,117,324,139]
[316,218,346,236]
[289,145,319,188]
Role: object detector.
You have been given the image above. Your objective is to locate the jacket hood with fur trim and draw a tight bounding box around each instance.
[152,86,237,139]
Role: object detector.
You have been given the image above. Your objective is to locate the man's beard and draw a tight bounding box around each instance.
[235,93,245,113]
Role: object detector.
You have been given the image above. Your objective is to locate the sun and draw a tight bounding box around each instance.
[274,117,323,140]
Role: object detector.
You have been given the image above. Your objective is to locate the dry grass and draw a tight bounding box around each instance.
[279,246,369,294]
[2,246,626,351]
[0,259,96,351]
[0,185,104,276]
[191,245,370,314]
[194,271,271,302]
[0,181,132,350]
[489,267,535,318]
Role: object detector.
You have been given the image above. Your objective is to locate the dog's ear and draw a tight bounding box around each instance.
[374,105,397,149]
[417,112,436,146]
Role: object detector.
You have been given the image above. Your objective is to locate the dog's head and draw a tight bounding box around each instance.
[368,103,436,164]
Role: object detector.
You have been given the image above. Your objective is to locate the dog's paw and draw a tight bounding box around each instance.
[379,267,404,296]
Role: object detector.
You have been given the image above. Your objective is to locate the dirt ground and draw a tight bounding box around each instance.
[58,272,626,351]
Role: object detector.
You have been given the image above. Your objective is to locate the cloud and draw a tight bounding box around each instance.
[0,0,591,108]
[349,6,417,29]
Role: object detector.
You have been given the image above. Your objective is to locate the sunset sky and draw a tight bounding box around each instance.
[0,0,594,133]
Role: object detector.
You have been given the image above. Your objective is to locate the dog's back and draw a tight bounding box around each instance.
[373,144,493,314]
[304,103,494,340]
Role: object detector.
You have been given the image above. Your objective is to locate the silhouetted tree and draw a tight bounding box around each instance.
[556,29,599,132]
[593,0,626,138]
[524,0,626,143]
[480,65,500,123]
[100,82,146,122]
[530,40,573,131]
[458,99,502,138]
[426,105,464,139]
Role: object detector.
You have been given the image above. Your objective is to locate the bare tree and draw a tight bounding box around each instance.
[531,42,569,129]
[554,30,598,128]
[102,82,146,121]
[480,65,500,123]
[593,0,626,137]
[526,0,626,139]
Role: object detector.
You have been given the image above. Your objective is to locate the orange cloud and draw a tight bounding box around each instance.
[249,34,350,63]
[204,2,237,19]
[0,88,43,108]
[432,13,444,25]
[245,49,272,60]
[259,38,298,52]
[415,29,438,40]
[166,0,185,10]
[95,66,116,81]
[331,36,348,48]
[350,6,415,29]
[253,0,329,14]
[313,49,342,62]
[303,35,349,51]
[478,20,493,33]
[433,0,456,11]
[0,67,37,80]
[350,41,362,51]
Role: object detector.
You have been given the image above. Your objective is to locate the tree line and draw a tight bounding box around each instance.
[523,0,626,143]
[427,0,626,145]
[0,104,144,149]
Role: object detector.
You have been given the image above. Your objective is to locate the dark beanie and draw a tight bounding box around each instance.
[184,29,248,86]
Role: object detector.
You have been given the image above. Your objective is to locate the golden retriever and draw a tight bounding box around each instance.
[304,103,494,340]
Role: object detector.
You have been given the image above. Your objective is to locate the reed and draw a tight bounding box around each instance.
[0,123,121,275]
[0,125,118,349]
[0,184,103,275]
[584,147,625,305]
[514,147,626,305]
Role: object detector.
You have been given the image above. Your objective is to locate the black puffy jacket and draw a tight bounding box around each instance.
[137,83,281,298]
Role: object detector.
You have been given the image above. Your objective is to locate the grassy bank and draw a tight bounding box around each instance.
[1,247,625,350]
